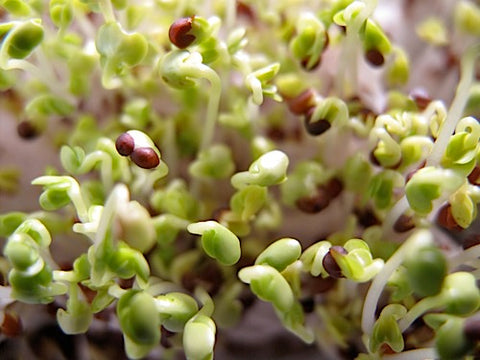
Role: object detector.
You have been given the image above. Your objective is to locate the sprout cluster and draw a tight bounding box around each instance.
[1,0,480,359]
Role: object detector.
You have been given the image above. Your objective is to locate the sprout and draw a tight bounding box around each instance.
[2,1,480,359]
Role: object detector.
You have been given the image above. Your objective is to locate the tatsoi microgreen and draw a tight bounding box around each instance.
[1,1,480,359]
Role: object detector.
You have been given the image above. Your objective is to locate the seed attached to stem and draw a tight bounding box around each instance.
[115,132,135,156]
[409,88,432,110]
[286,88,317,115]
[393,214,416,233]
[322,246,347,279]
[304,108,331,136]
[437,204,463,232]
[169,16,196,49]
[130,147,160,169]
[365,48,385,67]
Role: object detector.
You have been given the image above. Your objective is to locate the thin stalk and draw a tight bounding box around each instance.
[197,67,222,153]
[336,0,377,97]
[98,0,116,23]
[426,43,480,167]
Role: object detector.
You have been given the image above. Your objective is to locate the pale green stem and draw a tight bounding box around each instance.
[53,269,79,283]
[98,0,116,23]
[67,180,89,223]
[336,0,377,97]
[80,151,113,190]
[398,296,443,332]
[361,230,432,336]
[187,65,221,197]
[426,43,480,167]
[196,66,222,153]
[195,286,214,317]
[5,59,65,97]
[94,184,129,246]
[108,282,128,299]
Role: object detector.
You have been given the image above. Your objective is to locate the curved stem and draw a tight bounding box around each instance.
[397,296,443,332]
[67,179,89,224]
[426,43,480,167]
[195,65,222,153]
[80,151,113,190]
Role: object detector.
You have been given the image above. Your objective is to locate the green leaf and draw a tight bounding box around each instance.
[238,264,294,312]
[187,221,241,266]
[255,238,302,272]
[4,19,44,60]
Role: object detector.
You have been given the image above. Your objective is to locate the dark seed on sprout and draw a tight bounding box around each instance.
[304,108,331,136]
[300,56,321,71]
[462,234,480,250]
[354,207,381,228]
[393,214,415,233]
[325,178,343,199]
[130,147,160,169]
[295,190,330,214]
[17,121,38,140]
[1,312,22,337]
[322,246,347,279]
[468,166,480,185]
[409,88,432,110]
[365,48,385,67]
[437,204,463,232]
[286,88,316,115]
[115,133,135,156]
[168,16,196,49]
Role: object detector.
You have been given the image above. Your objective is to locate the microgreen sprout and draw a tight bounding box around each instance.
[2,1,480,359]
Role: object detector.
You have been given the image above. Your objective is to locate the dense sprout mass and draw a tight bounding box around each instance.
[2,0,480,359]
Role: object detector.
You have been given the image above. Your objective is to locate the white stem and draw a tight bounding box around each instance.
[336,0,378,96]
[98,0,116,23]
